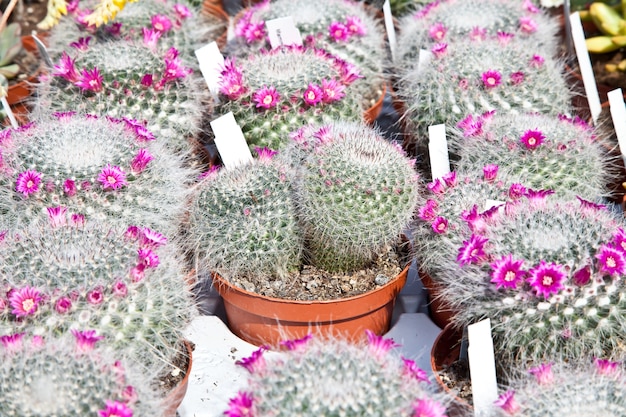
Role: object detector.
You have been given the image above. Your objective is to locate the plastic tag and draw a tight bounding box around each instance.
[608,89,626,167]
[194,41,225,102]
[31,33,54,68]
[467,319,499,417]
[210,112,253,169]
[428,124,450,180]
[265,16,303,49]
[569,12,602,125]
[417,49,433,75]
[383,0,396,62]
[1,97,18,129]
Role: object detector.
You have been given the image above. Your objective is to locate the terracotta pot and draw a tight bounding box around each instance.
[212,264,408,346]
[431,324,473,417]
[201,1,230,50]
[363,82,387,125]
[162,340,194,417]
[419,270,458,329]
[7,35,43,107]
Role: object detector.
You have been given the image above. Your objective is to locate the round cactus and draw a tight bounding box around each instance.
[0,215,196,373]
[453,111,616,201]
[212,45,364,154]
[289,121,420,272]
[186,149,303,281]
[35,39,210,155]
[230,0,387,110]
[0,332,163,416]
[225,332,452,416]
[396,0,559,76]
[0,112,196,234]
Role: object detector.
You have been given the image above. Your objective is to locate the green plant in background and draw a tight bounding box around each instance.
[213,46,363,153]
[229,0,387,111]
[0,112,196,234]
[0,22,23,84]
[0,214,196,374]
[453,112,616,201]
[0,332,164,416]
[225,332,452,416]
[584,1,626,77]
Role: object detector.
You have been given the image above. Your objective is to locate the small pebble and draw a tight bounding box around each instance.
[375,274,390,285]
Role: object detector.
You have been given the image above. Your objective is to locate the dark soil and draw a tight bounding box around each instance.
[158,341,195,395]
[5,0,49,37]
[591,50,626,93]
[438,360,473,406]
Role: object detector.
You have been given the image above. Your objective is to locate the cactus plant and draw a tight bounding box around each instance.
[453,111,616,201]
[289,121,420,272]
[212,45,363,153]
[0,112,196,236]
[0,215,196,373]
[395,0,559,77]
[35,39,210,155]
[0,332,163,416]
[229,0,387,110]
[225,332,452,416]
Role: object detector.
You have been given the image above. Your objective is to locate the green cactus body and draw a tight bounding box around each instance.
[213,46,363,153]
[0,113,196,234]
[187,153,303,281]
[396,0,559,76]
[0,333,163,416]
[0,217,196,373]
[36,40,210,154]
[225,333,452,416]
[230,0,387,109]
[453,112,616,201]
[397,35,571,151]
[291,122,420,272]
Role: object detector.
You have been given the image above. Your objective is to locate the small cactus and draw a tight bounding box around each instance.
[0,332,163,416]
[0,23,24,82]
[0,112,196,234]
[225,332,452,416]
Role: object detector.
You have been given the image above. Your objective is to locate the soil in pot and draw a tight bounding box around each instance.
[159,340,195,417]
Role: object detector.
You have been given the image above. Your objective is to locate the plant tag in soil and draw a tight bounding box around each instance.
[608,89,626,167]
[569,12,602,125]
[428,124,450,180]
[467,318,498,417]
[195,41,225,102]
[265,17,303,49]
[484,200,504,212]
[210,112,253,169]
[383,0,396,62]
[417,49,433,75]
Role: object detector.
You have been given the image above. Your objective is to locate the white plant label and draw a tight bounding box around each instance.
[467,319,499,417]
[1,97,18,129]
[195,41,225,102]
[383,0,397,62]
[428,124,450,180]
[570,12,602,125]
[608,88,626,167]
[265,16,303,49]
[226,16,236,42]
[210,112,253,169]
[485,199,505,212]
[417,49,433,75]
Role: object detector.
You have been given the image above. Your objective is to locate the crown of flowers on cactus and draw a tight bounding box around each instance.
[490,359,626,416]
[186,148,303,282]
[229,0,387,109]
[286,121,420,273]
[429,191,626,365]
[0,112,196,234]
[36,38,210,155]
[397,32,571,153]
[0,332,163,416]
[213,45,363,153]
[452,111,616,200]
[224,331,451,417]
[0,215,196,373]
[396,0,559,75]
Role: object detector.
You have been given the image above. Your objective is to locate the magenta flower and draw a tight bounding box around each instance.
[329,21,349,41]
[163,56,191,82]
[497,31,515,45]
[519,16,538,34]
[236,346,267,373]
[337,61,362,84]
[220,72,246,100]
[457,234,488,266]
[131,149,154,173]
[112,280,128,297]
[253,85,280,109]
[152,14,172,32]
[366,329,400,359]
[483,164,499,182]
[520,129,545,150]
[596,244,626,275]
[412,398,447,417]
[74,67,103,92]
[613,228,626,253]
[529,54,545,68]
[508,183,526,200]
[244,21,266,43]
[97,164,127,190]
[419,199,438,221]
[280,333,313,351]
[469,26,487,41]
[576,196,606,211]
[481,70,502,88]
[130,264,145,283]
[525,188,554,203]
[138,248,160,268]
[402,357,430,383]
[510,71,525,85]
[9,286,42,317]
[302,83,324,106]
[346,16,366,36]
[442,171,457,187]
[54,296,72,314]
[573,265,591,286]
[457,114,483,137]
[431,217,448,234]
[106,22,122,36]
[225,392,255,417]
[52,52,79,82]
[64,179,77,197]
[141,73,154,87]
[71,213,85,227]
[141,228,168,247]
[529,363,554,385]
[47,206,68,228]
[15,170,42,196]
[98,400,133,417]
[428,22,447,41]
[495,390,520,414]
[320,79,345,103]
[595,358,621,375]
[133,125,155,142]
[490,254,525,290]
[73,329,104,352]
[87,288,104,305]
[427,179,445,194]
[174,3,192,19]
[527,261,566,298]
[523,0,539,13]
[70,36,92,51]
[431,42,448,58]
[125,225,140,240]
[255,147,277,161]
[1,333,25,353]
[142,27,162,51]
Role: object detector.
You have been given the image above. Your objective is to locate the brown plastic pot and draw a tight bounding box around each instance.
[7,35,43,107]
[162,339,194,417]
[419,269,458,330]
[212,263,408,346]
[363,82,387,125]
